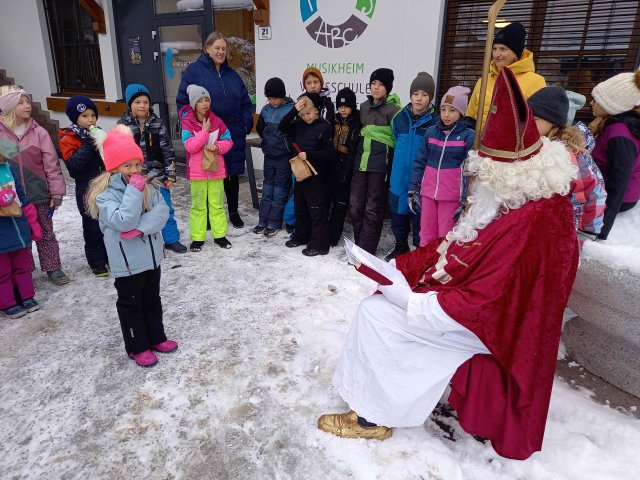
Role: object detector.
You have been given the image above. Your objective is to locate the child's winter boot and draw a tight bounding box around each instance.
[152,340,178,353]
[128,349,158,367]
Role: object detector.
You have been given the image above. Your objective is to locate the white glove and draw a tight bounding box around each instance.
[378,271,412,310]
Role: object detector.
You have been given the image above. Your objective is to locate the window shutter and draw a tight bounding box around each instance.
[438,0,640,122]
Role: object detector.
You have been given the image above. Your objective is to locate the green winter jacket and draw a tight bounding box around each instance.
[354,93,402,173]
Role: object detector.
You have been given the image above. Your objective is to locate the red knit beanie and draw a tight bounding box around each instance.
[102,126,143,171]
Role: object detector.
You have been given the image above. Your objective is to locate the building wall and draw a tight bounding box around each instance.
[0,0,122,130]
[254,0,447,108]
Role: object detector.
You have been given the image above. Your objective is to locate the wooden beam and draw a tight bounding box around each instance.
[47,97,127,117]
[79,0,106,34]
[253,0,268,10]
[253,0,269,26]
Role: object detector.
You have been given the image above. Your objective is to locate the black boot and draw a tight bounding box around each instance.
[229,212,244,229]
[384,242,410,262]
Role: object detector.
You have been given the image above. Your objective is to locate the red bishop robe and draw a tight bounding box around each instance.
[395,193,579,460]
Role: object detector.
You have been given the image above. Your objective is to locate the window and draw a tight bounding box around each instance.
[44,0,105,95]
[438,0,640,122]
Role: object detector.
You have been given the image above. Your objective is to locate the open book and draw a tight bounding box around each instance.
[343,236,399,285]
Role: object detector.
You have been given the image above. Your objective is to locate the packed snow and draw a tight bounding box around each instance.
[2,177,640,479]
[581,206,640,276]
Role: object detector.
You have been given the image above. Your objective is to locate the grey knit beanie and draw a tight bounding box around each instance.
[187,84,211,110]
[527,86,569,127]
[410,72,435,100]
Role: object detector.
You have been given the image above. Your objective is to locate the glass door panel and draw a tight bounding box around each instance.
[157,23,204,156]
[155,0,204,14]
[213,6,256,108]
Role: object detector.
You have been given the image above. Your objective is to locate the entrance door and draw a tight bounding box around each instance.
[154,19,206,157]
[113,0,163,105]
[113,1,210,160]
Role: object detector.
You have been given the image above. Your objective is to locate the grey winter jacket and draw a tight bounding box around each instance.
[96,174,168,278]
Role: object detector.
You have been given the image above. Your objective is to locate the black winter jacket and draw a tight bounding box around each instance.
[118,111,176,182]
[332,111,362,183]
[58,127,104,191]
[278,107,334,178]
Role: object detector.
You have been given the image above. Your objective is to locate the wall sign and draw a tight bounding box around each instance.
[128,36,142,65]
[258,26,272,40]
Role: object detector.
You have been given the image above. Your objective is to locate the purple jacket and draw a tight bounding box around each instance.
[592,111,640,238]
[0,119,66,205]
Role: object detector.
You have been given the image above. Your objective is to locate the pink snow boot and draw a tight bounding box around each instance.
[128,349,158,367]
[152,340,178,353]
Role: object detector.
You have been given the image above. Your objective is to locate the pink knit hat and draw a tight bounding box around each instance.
[0,89,29,115]
[440,86,471,116]
[101,126,143,171]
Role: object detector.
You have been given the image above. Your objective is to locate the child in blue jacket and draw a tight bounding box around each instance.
[409,86,474,245]
[386,72,439,260]
[0,148,42,319]
[86,126,177,368]
[253,78,295,237]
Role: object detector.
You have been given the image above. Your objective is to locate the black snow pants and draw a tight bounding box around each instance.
[114,267,167,355]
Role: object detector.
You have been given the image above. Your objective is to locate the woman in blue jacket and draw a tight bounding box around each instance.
[176,31,254,228]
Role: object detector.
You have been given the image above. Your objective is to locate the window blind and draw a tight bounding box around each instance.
[438,0,640,122]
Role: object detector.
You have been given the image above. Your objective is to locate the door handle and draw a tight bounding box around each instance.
[154,52,159,61]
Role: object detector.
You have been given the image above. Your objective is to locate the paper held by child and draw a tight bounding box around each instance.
[207,130,219,145]
[343,236,398,285]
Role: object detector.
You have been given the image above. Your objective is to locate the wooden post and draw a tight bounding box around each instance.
[473,0,507,150]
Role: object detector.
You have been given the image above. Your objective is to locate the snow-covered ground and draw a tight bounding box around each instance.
[581,206,640,275]
[2,178,640,480]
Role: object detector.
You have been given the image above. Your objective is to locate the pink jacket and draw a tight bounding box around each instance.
[179,105,233,181]
[0,119,66,205]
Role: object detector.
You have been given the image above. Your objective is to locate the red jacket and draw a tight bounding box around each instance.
[395,194,579,459]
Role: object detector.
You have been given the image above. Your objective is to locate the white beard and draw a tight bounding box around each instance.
[446,138,578,244]
[446,181,504,243]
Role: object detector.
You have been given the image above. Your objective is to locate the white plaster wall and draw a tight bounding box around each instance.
[0,0,122,130]
[0,0,56,107]
[254,0,447,107]
[250,0,447,171]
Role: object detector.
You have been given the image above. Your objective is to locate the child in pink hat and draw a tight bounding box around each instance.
[408,86,475,245]
[86,125,178,367]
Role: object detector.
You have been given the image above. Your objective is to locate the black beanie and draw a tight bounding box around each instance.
[336,87,357,110]
[65,95,98,124]
[370,68,394,94]
[264,77,286,98]
[300,92,323,112]
[527,86,569,127]
[493,22,526,59]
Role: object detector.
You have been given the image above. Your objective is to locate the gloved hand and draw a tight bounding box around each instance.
[453,203,465,221]
[119,229,143,240]
[164,173,176,188]
[128,173,146,192]
[378,270,412,310]
[0,187,16,207]
[50,197,63,209]
[22,203,43,242]
[407,190,421,214]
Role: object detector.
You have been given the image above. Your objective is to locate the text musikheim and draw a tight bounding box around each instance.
[307,62,365,75]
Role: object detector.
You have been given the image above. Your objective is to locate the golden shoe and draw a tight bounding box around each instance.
[317,410,392,440]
